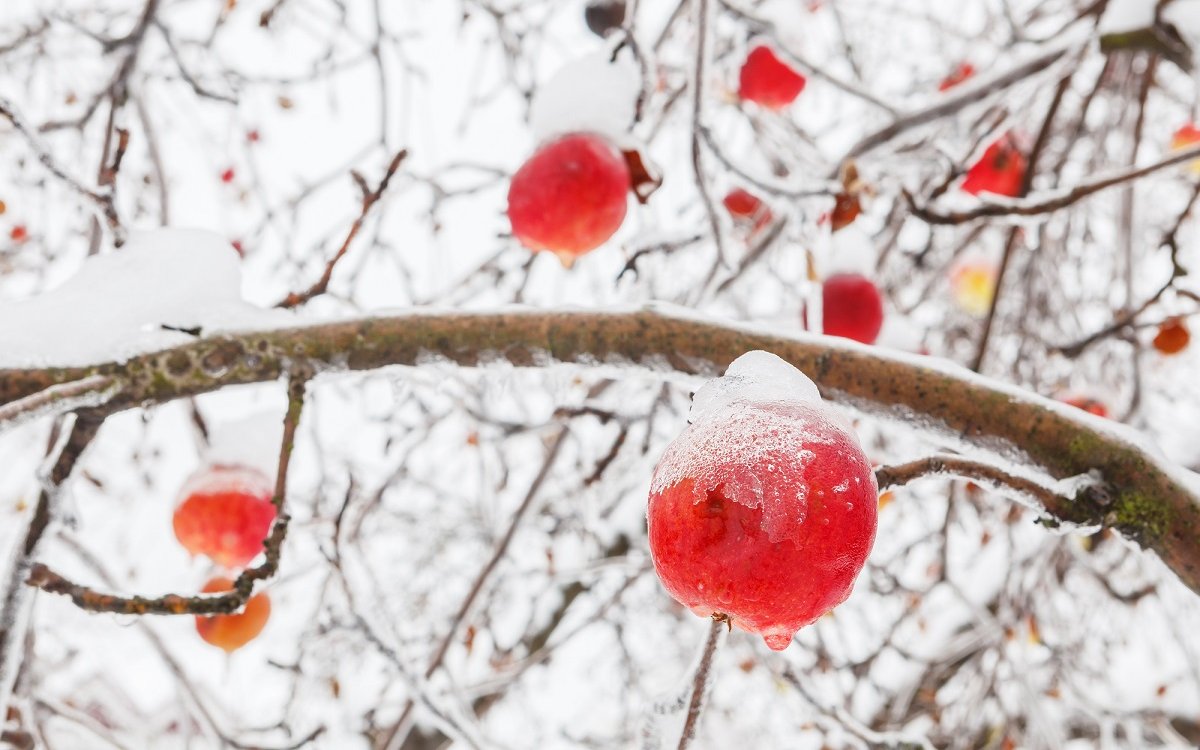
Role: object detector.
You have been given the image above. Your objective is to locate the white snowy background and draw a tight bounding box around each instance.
[2,0,1200,748]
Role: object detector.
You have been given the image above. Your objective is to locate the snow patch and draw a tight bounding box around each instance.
[529,48,640,146]
[689,350,821,422]
[1098,0,1156,34]
[0,229,290,368]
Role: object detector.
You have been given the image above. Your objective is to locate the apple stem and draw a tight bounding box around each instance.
[676,614,727,750]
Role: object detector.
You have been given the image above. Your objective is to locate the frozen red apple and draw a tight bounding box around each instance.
[194,577,271,652]
[962,136,1026,198]
[173,465,277,570]
[506,132,630,263]
[822,273,884,345]
[1153,317,1189,355]
[647,352,878,651]
[738,45,806,110]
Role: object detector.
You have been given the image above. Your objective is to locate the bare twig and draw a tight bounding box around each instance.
[676,614,728,750]
[277,149,408,308]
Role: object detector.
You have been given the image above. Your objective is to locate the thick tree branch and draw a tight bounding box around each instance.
[1,308,1198,594]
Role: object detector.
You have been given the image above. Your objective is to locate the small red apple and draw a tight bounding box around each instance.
[507,133,630,263]
[962,136,1026,198]
[173,465,277,570]
[648,382,877,650]
[194,577,271,652]
[220,168,235,184]
[1171,124,1200,176]
[1153,317,1189,355]
[738,45,806,110]
[822,273,884,345]
[1061,395,1108,418]
[722,187,772,232]
[938,62,975,92]
[9,225,28,243]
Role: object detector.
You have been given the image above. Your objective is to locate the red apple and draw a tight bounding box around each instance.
[822,273,884,345]
[1153,317,1189,355]
[1171,124,1200,176]
[173,465,277,570]
[938,62,975,92]
[722,187,772,232]
[1061,395,1108,418]
[194,577,271,652]
[220,168,235,184]
[738,45,807,110]
[506,133,630,263]
[9,225,28,243]
[962,136,1026,198]
[648,398,878,651]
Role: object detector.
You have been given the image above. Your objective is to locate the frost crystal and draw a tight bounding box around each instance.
[653,351,873,545]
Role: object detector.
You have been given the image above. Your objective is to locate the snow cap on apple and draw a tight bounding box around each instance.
[647,352,878,651]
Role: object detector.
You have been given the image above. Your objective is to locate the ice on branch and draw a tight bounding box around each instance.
[0,229,287,368]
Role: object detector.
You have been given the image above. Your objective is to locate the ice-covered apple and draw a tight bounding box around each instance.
[506,133,630,264]
[738,45,806,110]
[962,135,1026,198]
[194,577,271,652]
[173,465,277,570]
[822,273,884,345]
[1153,317,1189,355]
[648,352,877,651]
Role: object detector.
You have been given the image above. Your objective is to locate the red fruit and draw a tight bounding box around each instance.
[648,397,878,651]
[194,577,271,652]
[822,273,884,344]
[173,465,277,569]
[220,168,235,183]
[1062,396,1108,419]
[962,137,1026,198]
[1153,317,1189,355]
[722,187,772,231]
[506,133,630,263]
[246,129,260,143]
[938,62,976,92]
[738,45,807,110]
[9,225,27,242]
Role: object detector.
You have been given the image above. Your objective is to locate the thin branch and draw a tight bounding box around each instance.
[0,376,117,431]
[0,414,101,718]
[910,141,1200,225]
[381,428,568,750]
[874,453,1107,519]
[676,614,728,750]
[277,149,408,308]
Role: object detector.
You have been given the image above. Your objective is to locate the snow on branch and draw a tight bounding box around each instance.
[2,307,1199,596]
